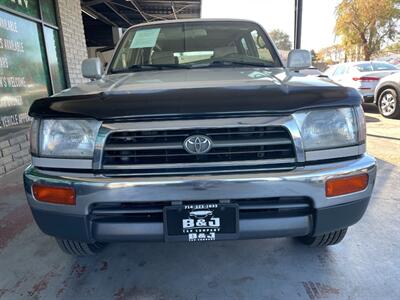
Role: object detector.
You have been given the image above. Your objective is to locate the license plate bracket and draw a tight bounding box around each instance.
[164,203,239,242]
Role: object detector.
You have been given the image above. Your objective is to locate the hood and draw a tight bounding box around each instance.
[30,67,362,120]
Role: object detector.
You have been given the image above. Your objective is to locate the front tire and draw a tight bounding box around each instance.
[297,228,348,247]
[56,238,106,256]
[378,88,400,119]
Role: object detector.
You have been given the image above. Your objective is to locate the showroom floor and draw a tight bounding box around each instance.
[0,105,399,300]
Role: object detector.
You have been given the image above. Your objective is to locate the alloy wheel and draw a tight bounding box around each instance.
[380,92,396,116]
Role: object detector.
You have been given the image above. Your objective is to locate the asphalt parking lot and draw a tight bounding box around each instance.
[0,104,399,300]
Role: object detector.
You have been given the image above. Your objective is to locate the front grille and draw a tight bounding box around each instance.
[101,126,296,175]
[91,197,312,222]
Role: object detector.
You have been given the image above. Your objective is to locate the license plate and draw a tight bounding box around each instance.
[164,203,239,242]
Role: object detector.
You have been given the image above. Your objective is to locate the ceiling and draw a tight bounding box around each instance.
[81,0,201,47]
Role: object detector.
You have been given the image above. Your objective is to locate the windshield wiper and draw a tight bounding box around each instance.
[111,60,274,73]
[111,64,191,74]
[191,60,275,69]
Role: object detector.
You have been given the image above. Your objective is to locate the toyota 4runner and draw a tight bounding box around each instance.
[24,19,377,256]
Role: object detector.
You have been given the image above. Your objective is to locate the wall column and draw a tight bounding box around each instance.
[56,0,88,86]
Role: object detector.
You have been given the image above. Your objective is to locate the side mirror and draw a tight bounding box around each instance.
[287,49,312,70]
[82,58,102,80]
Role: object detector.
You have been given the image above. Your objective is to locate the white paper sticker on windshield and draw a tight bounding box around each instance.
[130,28,160,49]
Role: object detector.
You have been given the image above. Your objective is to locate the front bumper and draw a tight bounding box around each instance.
[24,155,377,243]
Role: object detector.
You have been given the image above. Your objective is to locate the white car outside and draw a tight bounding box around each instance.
[324,61,399,102]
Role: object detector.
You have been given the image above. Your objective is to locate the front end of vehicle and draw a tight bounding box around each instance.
[23,20,377,255]
[24,105,376,252]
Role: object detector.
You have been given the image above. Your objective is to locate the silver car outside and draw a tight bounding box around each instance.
[324,61,399,102]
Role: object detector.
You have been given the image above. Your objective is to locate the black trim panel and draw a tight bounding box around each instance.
[29,197,370,242]
[313,197,370,235]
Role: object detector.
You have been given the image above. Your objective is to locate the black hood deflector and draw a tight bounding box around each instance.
[29,84,361,120]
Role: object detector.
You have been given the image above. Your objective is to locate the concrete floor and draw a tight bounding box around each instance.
[0,105,399,300]
[364,104,400,167]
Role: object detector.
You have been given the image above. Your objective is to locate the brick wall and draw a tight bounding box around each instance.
[56,0,89,86]
[0,129,30,177]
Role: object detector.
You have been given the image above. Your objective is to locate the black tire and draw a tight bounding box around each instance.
[377,88,400,119]
[297,228,348,247]
[56,238,106,256]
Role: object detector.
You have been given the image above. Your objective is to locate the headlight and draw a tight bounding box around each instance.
[293,107,359,151]
[39,119,101,158]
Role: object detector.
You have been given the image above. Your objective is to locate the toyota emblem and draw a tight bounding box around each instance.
[183,135,213,154]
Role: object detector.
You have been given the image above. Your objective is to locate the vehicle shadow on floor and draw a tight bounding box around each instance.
[362,103,379,114]
[365,116,380,123]
[363,104,381,123]
[49,238,343,300]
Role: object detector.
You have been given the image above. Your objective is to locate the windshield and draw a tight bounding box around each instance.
[109,21,281,73]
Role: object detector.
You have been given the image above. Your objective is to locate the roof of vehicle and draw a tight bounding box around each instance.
[126,18,261,29]
[334,61,395,66]
[351,61,395,65]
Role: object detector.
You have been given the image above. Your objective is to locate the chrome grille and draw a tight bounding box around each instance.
[101,126,296,174]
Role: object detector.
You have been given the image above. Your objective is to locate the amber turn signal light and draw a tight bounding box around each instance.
[326,174,369,197]
[32,184,76,205]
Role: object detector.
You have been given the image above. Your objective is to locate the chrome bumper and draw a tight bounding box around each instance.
[24,155,377,242]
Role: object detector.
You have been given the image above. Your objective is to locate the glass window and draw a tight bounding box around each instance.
[0,0,65,135]
[353,63,373,72]
[333,64,347,76]
[240,38,249,55]
[174,51,214,64]
[0,10,49,131]
[0,0,39,18]
[40,0,56,25]
[38,26,52,94]
[44,26,66,92]
[372,62,397,71]
[110,21,281,73]
[251,29,273,62]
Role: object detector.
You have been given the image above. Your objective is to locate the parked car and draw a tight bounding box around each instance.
[374,72,400,118]
[324,61,399,102]
[24,19,376,256]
